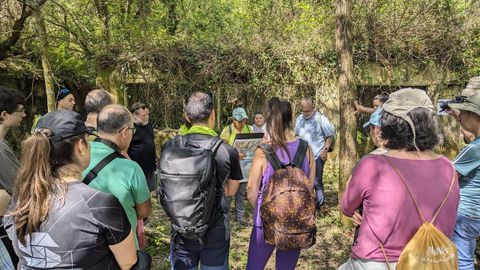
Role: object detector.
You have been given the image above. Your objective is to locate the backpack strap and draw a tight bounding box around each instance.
[383,155,455,225]
[292,139,308,168]
[382,156,427,224]
[431,164,456,224]
[207,136,223,154]
[258,144,282,171]
[83,152,124,185]
[364,215,393,270]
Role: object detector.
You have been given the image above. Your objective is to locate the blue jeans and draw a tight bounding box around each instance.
[226,182,246,219]
[169,234,230,270]
[452,213,480,270]
[314,157,325,207]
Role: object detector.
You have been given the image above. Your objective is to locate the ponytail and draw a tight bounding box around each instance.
[10,131,55,245]
[9,129,77,245]
[266,99,293,160]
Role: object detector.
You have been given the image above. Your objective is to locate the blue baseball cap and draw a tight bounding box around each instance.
[56,88,71,102]
[363,108,383,128]
[232,107,248,121]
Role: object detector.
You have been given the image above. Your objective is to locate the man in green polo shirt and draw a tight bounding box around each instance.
[82,104,151,249]
[220,107,252,226]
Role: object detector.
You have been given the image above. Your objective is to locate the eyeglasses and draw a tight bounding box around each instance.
[133,105,148,112]
[127,127,136,133]
[14,107,25,113]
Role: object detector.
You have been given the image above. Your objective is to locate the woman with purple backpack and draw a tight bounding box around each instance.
[246,98,316,270]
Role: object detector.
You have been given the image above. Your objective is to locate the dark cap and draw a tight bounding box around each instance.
[56,88,71,102]
[34,110,94,143]
[130,102,147,113]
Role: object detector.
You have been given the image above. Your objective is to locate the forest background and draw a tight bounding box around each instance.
[1,0,480,268]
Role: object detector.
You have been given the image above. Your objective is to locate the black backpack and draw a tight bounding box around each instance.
[157,135,223,244]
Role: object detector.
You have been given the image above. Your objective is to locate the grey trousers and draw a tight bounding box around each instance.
[226,182,246,219]
[338,258,397,270]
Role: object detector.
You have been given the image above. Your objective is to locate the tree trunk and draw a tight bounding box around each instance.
[96,69,125,105]
[335,0,357,226]
[33,3,56,112]
[216,87,222,130]
[93,0,110,45]
[0,0,47,61]
[161,0,179,35]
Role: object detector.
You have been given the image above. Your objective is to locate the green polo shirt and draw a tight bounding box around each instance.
[82,141,150,248]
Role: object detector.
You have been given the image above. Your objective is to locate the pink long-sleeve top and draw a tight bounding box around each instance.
[341,154,460,262]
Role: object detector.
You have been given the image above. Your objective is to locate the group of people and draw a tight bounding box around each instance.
[0,75,479,270]
[340,77,480,270]
[158,92,334,270]
[0,87,157,269]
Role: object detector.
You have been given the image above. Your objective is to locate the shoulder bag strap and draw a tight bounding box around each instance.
[83,152,124,185]
[315,113,326,137]
[258,144,282,171]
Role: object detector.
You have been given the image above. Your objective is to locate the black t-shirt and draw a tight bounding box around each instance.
[4,181,131,269]
[168,134,243,245]
[128,122,157,175]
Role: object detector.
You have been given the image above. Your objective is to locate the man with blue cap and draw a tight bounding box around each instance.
[220,107,252,226]
[56,88,76,111]
[363,108,387,155]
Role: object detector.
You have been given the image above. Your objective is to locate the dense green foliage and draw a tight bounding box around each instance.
[0,0,479,126]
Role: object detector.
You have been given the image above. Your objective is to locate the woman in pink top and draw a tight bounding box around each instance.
[339,88,460,270]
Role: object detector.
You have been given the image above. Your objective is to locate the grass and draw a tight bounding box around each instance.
[144,163,353,270]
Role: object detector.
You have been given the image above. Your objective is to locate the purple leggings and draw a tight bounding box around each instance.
[246,225,301,270]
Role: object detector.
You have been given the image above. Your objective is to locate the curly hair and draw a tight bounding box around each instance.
[380,108,439,151]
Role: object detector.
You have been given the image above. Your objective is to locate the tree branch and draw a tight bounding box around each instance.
[0,0,47,61]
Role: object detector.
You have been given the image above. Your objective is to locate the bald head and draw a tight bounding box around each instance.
[301,97,315,119]
[301,97,314,107]
[97,104,133,134]
[85,89,113,115]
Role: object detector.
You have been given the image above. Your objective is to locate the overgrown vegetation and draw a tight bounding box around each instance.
[1,0,479,127]
[1,1,479,267]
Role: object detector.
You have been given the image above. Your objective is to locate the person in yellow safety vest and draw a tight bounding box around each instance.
[220,107,252,226]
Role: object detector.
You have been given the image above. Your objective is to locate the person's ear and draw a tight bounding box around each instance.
[210,109,216,123]
[0,111,8,121]
[76,137,88,156]
[184,112,191,123]
[120,127,129,138]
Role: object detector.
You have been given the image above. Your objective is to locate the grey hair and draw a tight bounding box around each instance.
[301,97,314,107]
[84,89,113,114]
[97,105,132,134]
[184,92,214,123]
